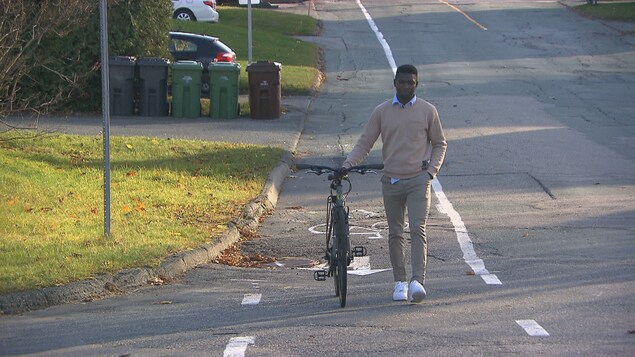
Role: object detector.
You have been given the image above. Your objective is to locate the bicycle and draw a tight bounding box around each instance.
[296,163,383,307]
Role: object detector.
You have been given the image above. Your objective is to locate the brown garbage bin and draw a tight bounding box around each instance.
[246,61,281,119]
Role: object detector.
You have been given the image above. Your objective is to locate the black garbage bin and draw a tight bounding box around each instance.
[137,57,169,117]
[109,56,136,116]
[246,61,281,119]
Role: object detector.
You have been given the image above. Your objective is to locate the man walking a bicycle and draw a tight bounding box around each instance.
[342,64,447,303]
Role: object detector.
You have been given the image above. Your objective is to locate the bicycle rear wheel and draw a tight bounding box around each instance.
[333,208,348,307]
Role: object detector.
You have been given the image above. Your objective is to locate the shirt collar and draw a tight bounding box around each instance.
[392,94,417,107]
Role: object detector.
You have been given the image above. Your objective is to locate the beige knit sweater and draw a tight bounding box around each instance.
[343,98,447,179]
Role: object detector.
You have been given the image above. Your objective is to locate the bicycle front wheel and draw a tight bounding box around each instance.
[333,208,348,307]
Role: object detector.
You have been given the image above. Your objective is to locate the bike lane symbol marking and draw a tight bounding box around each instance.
[308,223,384,239]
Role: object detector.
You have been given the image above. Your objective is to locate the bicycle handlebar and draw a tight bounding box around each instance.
[296,163,384,176]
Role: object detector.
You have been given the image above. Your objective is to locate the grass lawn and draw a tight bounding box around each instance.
[575,2,635,22]
[0,132,282,294]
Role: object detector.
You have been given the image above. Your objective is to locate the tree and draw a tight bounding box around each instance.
[0,0,94,126]
[1,0,172,132]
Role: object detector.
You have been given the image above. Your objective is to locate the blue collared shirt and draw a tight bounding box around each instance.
[392,94,417,108]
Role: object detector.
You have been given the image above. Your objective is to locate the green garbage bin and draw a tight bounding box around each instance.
[246,61,281,119]
[209,62,241,119]
[109,56,136,116]
[137,57,169,117]
[171,60,202,118]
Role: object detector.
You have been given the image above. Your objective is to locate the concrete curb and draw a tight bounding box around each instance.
[0,108,306,316]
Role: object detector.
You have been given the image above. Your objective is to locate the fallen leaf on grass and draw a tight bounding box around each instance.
[135,201,145,212]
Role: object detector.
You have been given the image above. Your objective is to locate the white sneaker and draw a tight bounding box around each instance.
[409,280,427,303]
[392,281,408,301]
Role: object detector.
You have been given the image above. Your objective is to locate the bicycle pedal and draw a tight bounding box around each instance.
[352,246,367,257]
[313,270,327,281]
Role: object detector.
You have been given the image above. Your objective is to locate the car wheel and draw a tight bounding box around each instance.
[174,9,196,21]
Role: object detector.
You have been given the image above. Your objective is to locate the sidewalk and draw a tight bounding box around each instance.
[0,96,311,314]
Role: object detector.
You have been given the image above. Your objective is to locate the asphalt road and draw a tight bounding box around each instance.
[1,0,634,356]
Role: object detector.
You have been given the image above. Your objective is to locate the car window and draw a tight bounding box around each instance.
[171,39,197,52]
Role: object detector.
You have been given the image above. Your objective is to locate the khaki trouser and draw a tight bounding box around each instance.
[381,172,431,284]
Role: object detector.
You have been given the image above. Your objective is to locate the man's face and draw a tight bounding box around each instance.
[394,73,418,100]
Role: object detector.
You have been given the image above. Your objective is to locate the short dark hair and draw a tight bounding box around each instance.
[396,64,418,78]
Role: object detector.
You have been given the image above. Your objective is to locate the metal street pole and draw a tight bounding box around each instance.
[248,0,252,64]
[99,0,111,239]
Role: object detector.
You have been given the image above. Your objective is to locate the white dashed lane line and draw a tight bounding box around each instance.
[224,336,255,357]
[516,320,550,337]
[241,293,262,306]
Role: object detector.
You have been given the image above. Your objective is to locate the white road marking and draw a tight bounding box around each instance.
[349,256,392,276]
[355,0,397,73]
[241,294,262,306]
[224,336,255,357]
[309,223,383,239]
[348,268,391,276]
[516,320,550,337]
[348,256,390,275]
[433,179,502,285]
[301,256,390,276]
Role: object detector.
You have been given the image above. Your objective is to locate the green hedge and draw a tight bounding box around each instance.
[16,0,173,113]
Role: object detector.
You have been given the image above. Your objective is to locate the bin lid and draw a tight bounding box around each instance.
[172,60,203,70]
[209,62,241,71]
[137,57,170,67]
[246,61,281,73]
[110,56,136,66]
